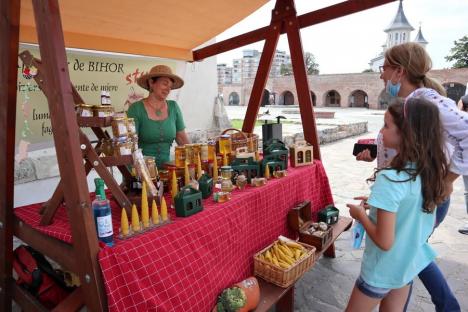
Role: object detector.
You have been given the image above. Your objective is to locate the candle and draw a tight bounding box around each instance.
[184,161,190,186]
[264,163,271,179]
[141,182,150,228]
[131,203,141,232]
[151,199,159,225]
[197,153,202,179]
[171,169,178,198]
[213,154,219,181]
[161,197,168,222]
[121,208,129,237]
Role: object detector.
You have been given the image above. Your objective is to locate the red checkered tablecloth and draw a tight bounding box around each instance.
[14,161,333,311]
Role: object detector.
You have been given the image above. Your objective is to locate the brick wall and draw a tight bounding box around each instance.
[220,68,468,109]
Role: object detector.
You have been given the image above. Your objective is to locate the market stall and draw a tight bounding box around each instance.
[1,0,396,311]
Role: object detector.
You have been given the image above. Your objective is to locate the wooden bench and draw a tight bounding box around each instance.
[254,216,353,312]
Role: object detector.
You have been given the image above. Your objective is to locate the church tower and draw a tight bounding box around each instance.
[414,24,429,48]
[384,0,414,49]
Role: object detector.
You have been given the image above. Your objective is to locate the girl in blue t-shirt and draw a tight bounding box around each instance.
[345,97,448,312]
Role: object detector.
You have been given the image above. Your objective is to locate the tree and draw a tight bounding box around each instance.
[305,52,319,75]
[280,52,319,76]
[445,35,468,68]
[280,63,293,76]
[362,68,374,73]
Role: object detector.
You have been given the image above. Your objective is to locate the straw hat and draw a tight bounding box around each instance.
[137,65,184,90]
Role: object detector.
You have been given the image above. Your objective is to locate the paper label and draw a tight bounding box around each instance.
[97,215,113,237]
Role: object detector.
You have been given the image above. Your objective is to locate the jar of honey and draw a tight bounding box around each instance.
[93,105,115,117]
[200,143,209,161]
[207,140,216,161]
[144,156,157,180]
[113,137,132,156]
[112,117,128,137]
[126,118,136,135]
[175,146,186,168]
[220,166,233,193]
[218,135,232,155]
[185,144,194,165]
[76,104,94,117]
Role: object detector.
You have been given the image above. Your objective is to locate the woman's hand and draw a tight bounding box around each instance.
[346,203,367,222]
[356,149,375,162]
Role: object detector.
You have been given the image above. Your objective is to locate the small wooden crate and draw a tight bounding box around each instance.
[254,240,316,288]
[289,140,313,167]
[287,201,333,251]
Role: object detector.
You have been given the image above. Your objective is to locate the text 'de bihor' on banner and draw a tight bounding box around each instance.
[16,44,177,160]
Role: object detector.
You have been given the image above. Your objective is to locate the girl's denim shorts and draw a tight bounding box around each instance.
[355,275,413,299]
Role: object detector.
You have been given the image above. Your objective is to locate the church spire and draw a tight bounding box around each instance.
[414,23,428,47]
[384,0,414,32]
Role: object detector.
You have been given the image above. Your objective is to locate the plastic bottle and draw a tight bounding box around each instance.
[351,220,365,249]
[92,178,114,247]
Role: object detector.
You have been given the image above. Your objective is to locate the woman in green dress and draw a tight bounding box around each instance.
[128,65,190,168]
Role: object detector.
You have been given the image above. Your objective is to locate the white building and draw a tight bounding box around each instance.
[369,0,428,72]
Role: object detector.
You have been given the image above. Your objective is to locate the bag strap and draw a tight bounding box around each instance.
[25,246,70,290]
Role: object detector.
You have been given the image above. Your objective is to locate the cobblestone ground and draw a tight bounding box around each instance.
[243,107,468,312]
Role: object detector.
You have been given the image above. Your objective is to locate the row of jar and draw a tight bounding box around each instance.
[76,104,115,118]
[99,135,139,157]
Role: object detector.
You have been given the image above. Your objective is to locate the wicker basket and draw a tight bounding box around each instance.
[217,128,259,155]
[253,240,316,288]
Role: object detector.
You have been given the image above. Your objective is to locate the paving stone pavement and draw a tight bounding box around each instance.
[255,107,468,312]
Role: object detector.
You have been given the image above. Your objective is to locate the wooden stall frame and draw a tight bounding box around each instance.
[0,0,396,311]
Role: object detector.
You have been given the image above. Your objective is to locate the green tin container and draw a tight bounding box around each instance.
[198,173,213,199]
[318,205,339,225]
[174,186,203,217]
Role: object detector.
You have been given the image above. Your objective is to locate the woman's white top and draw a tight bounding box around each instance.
[376,88,468,175]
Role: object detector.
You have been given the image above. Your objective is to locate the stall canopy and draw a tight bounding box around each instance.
[19,0,269,60]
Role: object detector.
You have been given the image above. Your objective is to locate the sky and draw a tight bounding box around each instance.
[215,0,468,74]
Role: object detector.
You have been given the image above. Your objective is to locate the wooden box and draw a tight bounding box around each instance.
[289,141,313,167]
[287,201,333,251]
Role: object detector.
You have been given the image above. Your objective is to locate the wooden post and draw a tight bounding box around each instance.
[0,0,20,310]
[31,0,106,310]
[284,2,321,160]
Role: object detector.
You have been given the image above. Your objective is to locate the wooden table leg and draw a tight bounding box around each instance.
[324,242,336,258]
[276,285,294,312]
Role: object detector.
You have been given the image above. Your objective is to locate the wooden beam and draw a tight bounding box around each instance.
[12,283,49,312]
[241,23,281,133]
[284,11,321,160]
[13,216,78,273]
[192,0,396,61]
[0,0,20,310]
[31,0,106,311]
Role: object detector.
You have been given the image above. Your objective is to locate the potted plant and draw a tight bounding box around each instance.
[214,277,260,312]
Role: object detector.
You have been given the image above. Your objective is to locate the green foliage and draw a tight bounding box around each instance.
[362,68,374,73]
[445,35,468,68]
[305,52,320,75]
[216,287,247,312]
[280,52,319,76]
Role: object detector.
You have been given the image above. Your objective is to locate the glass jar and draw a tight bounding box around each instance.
[126,118,136,135]
[144,156,157,180]
[93,105,115,117]
[175,146,186,168]
[236,174,247,190]
[207,140,216,161]
[76,104,94,117]
[219,134,232,155]
[200,143,209,161]
[185,144,194,165]
[101,138,114,156]
[192,143,201,161]
[113,137,132,156]
[220,166,233,193]
[112,117,128,137]
[130,134,139,152]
